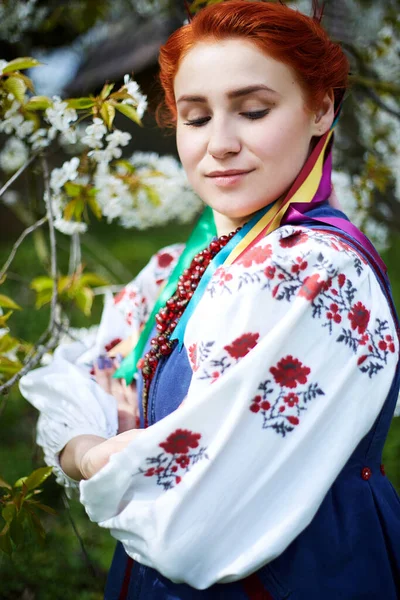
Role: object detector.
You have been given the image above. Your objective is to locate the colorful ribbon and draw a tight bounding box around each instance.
[113,206,217,382]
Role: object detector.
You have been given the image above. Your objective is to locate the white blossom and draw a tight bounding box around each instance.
[2,190,19,206]
[50,157,80,192]
[61,127,78,145]
[88,147,116,165]
[0,101,25,136]
[45,96,78,135]
[0,59,8,74]
[94,171,132,222]
[0,137,29,173]
[29,128,50,150]
[81,118,107,148]
[15,119,35,139]
[53,218,87,235]
[95,151,202,230]
[106,130,131,148]
[4,100,21,119]
[123,75,148,119]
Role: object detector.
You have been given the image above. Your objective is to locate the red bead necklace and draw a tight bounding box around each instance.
[139,226,242,425]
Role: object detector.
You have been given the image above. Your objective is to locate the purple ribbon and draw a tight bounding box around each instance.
[281,149,388,276]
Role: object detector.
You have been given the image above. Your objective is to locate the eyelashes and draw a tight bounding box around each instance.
[183,108,271,127]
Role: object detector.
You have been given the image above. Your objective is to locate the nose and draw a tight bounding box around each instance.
[207,118,241,159]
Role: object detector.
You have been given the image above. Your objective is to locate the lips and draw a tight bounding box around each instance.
[206,169,253,177]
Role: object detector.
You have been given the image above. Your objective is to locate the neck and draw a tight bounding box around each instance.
[212,210,250,237]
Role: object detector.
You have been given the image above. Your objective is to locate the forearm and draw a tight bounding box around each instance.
[59,435,106,481]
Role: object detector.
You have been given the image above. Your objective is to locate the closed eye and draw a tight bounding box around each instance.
[184,109,271,127]
[241,109,270,120]
[183,116,211,127]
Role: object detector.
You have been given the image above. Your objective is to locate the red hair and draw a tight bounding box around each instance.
[157,0,349,127]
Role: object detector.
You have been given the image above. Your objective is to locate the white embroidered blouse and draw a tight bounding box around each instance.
[19,226,399,589]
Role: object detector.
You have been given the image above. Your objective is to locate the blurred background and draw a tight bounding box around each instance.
[0,0,399,598]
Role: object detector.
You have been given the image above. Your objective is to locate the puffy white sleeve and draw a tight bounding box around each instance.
[19,244,184,492]
[79,226,398,588]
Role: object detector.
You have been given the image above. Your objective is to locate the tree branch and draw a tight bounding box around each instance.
[0,216,48,281]
[0,158,62,397]
[41,156,59,328]
[0,153,39,199]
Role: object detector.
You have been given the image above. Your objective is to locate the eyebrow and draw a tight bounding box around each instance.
[176,84,279,104]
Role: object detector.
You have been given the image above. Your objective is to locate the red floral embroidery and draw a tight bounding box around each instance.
[176,455,190,468]
[215,267,233,286]
[188,343,199,372]
[104,337,122,352]
[270,356,311,389]
[298,274,327,302]
[250,360,324,436]
[237,244,272,267]
[138,429,208,490]
[159,429,201,454]
[327,303,341,324]
[348,301,370,334]
[157,252,174,268]
[279,231,309,248]
[114,289,126,304]
[265,265,276,279]
[224,332,260,359]
[284,393,299,407]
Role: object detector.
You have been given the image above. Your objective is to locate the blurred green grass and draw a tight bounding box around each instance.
[0,219,399,599]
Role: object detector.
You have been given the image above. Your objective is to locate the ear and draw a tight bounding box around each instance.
[310,90,335,137]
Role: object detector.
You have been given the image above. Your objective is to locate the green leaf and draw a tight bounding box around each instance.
[0,478,11,491]
[27,510,46,541]
[110,91,132,102]
[0,312,13,327]
[0,356,23,376]
[74,287,94,316]
[79,273,109,287]
[23,467,53,492]
[30,276,53,292]
[13,476,27,488]
[66,97,95,110]
[0,294,21,310]
[0,334,19,354]
[143,185,161,207]
[14,72,35,93]
[115,102,142,126]
[2,503,16,524]
[2,57,42,74]
[87,194,102,220]
[4,76,26,103]
[34,290,53,309]
[9,510,25,546]
[25,95,52,111]
[114,159,135,174]
[100,101,115,130]
[0,525,12,556]
[100,83,115,100]
[64,181,82,197]
[58,274,73,295]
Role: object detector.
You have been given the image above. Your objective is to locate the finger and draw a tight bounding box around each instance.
[93,356,115,395]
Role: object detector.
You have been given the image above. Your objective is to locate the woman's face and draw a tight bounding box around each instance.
[174,39,334,234]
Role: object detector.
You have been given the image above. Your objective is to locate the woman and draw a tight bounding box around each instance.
[20,1,400,598]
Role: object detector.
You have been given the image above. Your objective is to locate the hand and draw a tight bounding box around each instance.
[94,356,140,432]
[79,429,141,479]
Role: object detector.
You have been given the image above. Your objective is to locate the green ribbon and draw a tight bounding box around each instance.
[113,206,217,384]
